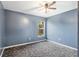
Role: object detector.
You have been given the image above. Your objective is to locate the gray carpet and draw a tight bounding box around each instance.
[2,41,77,57]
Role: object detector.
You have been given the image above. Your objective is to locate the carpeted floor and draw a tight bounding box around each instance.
[2,41,77,57]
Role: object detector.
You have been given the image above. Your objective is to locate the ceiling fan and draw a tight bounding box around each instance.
[39,1,56,13]
[26,1,56,13]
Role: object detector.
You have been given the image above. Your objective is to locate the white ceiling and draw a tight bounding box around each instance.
[2,1,77,17]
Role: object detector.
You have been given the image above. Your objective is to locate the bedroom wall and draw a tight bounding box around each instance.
[47,9,78,48]
[0,2,5,48]
[0,1,77,49]
[3,10,46,47]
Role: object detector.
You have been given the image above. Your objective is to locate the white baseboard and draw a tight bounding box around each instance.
[47,40,77,50]
[1,39,77,57]
[3,40,46,49]
[0,48,5,57]
[0,39,46,57]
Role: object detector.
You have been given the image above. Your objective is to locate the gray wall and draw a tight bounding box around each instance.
[0,2,5,48]
[3,10,46,47]
[47,9,78,48]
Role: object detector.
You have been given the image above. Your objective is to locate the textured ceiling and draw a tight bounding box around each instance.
[2,1,77,17]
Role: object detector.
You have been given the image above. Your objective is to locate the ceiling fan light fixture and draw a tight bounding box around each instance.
[39,1,56,13]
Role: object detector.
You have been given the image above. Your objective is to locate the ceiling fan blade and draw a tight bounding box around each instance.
[49,1,56,7]
[48,7,56,9]
[39,3,44,7]
[25,6,42,11]
[39,7,44,11]
[45,8,48,13]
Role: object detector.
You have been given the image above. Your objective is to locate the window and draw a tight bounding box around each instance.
[37,20,45,37]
